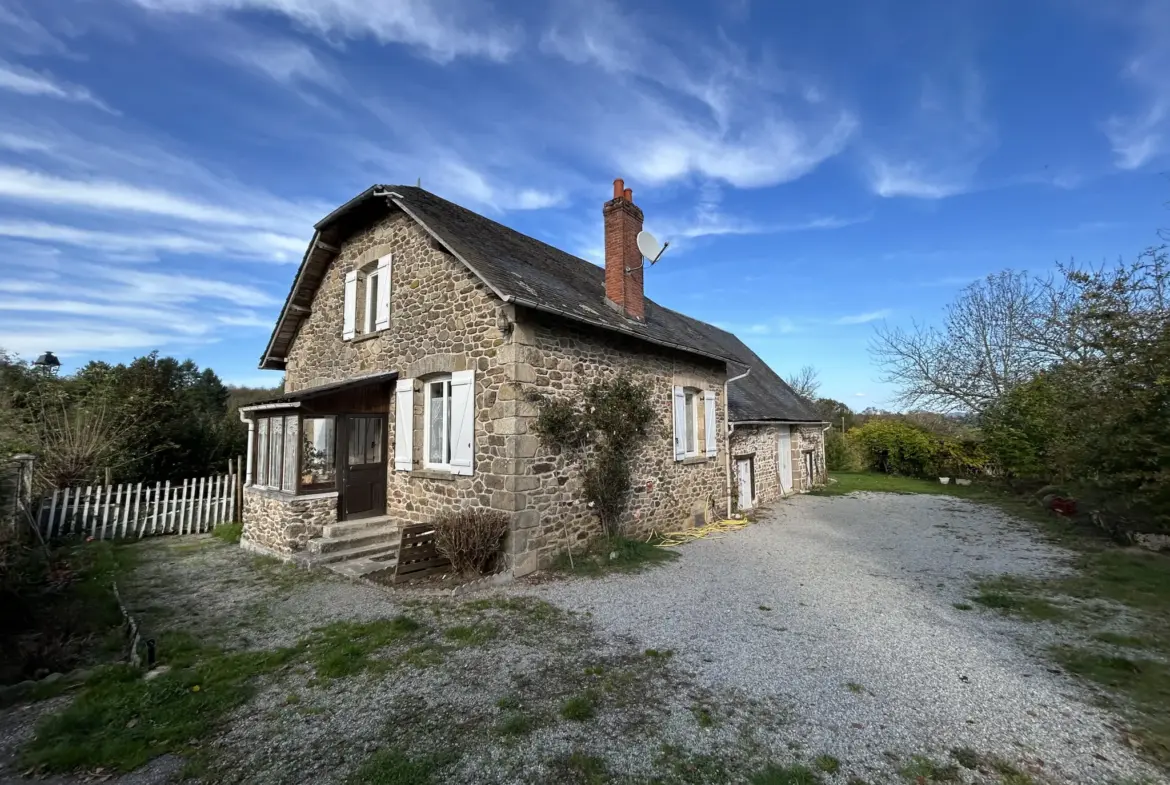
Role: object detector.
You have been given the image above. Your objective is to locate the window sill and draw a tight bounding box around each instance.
[246,486,339,501]
[351,329,389,344]
[409,468,459,481]
[681,456,713,465]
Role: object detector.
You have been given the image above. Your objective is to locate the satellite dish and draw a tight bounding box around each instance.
[636,231,669,264]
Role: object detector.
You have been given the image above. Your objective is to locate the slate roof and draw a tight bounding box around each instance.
[260,185,822,424]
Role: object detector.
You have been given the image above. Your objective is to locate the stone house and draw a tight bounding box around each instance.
[240,179,826,576]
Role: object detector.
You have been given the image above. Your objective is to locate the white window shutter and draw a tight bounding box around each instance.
[394,380,413,471]
[374,255,391,331]
[449,370,475,476]
[672,386,686,461]
[703,390,717,457]
[342,270,358,340]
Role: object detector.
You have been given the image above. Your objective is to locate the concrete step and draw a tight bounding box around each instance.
[329,554,399,580]
[321,515,395,539]
[308,539,400,565]
[309,524,399,555]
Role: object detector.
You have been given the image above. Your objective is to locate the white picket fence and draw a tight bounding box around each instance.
[37,471,239,540]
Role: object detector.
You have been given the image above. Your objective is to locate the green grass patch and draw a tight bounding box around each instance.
[347,748,452,785]
[495,694,520,710]
[459,596,564,623]
[211,522,243,544]
[496,711,535,737]
[551,534,679,577]
[1092,631,1153,648]
[952,602,973,610]
[299,617,421,679]
[749,763,824,785]
[897,754,960,782]
[20,639,298,774]
[656,744,735,784]
[552,750,608,785]
[442,623,497,647]
[644,648,674,659]
[559,691,597,721]
[844,681,865,694]
[814,755,840,773]
[949,747,979,769]
[250,555,321,592]
[814,472,989,499]
[690,704,715,728]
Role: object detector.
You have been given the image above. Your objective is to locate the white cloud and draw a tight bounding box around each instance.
[0,324,211,357]
[0,132,53,154]
[227,38,333,87]
[0,219,304,262]
[864,65,994,199]
[0,60,112,111]
[126,0,520,63]
[867,159,967,199]
[0,166,267,226]
[1103,3,1170,170]
[853,392,866,397]
[540,0,854,189]
[834,309,892,325]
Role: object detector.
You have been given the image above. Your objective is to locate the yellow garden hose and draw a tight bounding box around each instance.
[653,517,752,547]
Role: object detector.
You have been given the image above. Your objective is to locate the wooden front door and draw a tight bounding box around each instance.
[341,415,387,520]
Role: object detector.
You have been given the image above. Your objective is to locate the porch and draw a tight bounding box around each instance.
[239,372,400,572]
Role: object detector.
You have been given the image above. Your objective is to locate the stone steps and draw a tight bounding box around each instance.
[309,523,399,555]
[320,515,395,539]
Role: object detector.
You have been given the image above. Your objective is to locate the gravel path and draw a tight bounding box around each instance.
[518,492,1163,784]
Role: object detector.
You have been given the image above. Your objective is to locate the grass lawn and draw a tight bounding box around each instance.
[821,470,1170,770]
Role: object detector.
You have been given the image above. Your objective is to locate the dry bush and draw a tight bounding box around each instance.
[432,507,510,576]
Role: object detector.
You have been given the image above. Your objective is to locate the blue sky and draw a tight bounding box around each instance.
[0,0,1167,407]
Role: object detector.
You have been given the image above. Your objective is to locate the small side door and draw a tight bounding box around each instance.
[778,426,793,494]
[736,457,754,511]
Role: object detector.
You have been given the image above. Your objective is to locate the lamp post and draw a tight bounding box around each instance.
[32,351,61,377]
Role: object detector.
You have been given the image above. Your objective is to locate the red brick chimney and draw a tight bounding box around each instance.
[603,177,645,320]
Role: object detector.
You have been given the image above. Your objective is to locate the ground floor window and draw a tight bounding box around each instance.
[301,416,336,490]
[252,413,336,493]
[425,376,454,470]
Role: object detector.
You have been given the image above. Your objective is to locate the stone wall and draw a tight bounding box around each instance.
[242,487,337,554]
[282,211,512,528]
[728,423,827,509]
[500,310,728,575]
[729,424,782,507]
[794,424,827,491]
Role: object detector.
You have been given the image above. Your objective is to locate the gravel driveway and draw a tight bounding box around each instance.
[520,492,1161,784]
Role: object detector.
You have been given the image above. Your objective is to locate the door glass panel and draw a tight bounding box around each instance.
[301,417,336,487]
[365,418,384,464]
[348,418,365,466]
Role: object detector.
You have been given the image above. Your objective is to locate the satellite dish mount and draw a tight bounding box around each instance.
[630,230,670,273]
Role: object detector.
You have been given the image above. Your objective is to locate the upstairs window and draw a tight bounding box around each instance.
[343,254,391,340]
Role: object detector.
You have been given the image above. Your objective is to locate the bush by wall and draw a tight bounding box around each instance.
[432,507,510,576]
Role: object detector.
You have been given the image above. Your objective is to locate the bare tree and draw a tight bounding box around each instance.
[784,365,821,401]
[870,271,1068,414]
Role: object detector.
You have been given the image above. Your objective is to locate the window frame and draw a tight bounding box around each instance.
[251,412,339,495]
[300,415,337,492]
[683,388,700,458]
[423,375,454,472]
[362,267,380,334]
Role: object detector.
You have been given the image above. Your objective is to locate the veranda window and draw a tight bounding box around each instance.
[252,413,336,493]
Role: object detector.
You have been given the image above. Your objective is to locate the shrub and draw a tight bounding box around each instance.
[824,429,861,472]
[848,419,936,476]
[211,522,242,544]
[431,507,510,576]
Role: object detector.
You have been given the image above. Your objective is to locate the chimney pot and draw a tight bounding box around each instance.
[623,187,633,201]
[613,178,624,199]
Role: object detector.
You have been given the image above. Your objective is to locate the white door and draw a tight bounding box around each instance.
[736,457,753,511]
[778,426,793,494]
